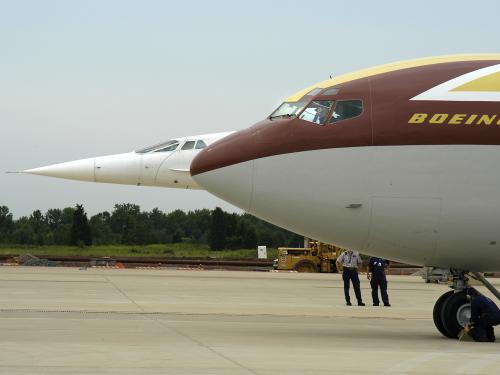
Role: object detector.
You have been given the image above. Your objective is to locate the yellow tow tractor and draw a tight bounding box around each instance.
[274,239,343,273]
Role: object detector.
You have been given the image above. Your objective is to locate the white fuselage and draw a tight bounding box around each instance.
[193,145,500,272]
[24,131,233,189]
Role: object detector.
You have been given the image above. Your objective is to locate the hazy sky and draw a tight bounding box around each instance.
[1,0,499,218]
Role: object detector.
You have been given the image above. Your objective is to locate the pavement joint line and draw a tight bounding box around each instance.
[0,308,430,320]
[33,274,259,374]
[0,279,107,283]
[103,275,145,313]
[380,343,486,374]
[455,354,500,374]
[152,317,261,375]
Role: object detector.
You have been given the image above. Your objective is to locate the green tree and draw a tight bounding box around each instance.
[70,204,92,246]
[122,216,149,245]
[89,212,116,245]
[242,226,258,249]
[109,203,141,234]
[0,206,14,243]
[209,207,226,250]
[11,219,36,244]
[172,228,183,243]
[188,209,211,243]
[28,209,49,245]
[53,224,72,245]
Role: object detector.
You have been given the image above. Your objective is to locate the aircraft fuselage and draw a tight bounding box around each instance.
[191,55,500,272]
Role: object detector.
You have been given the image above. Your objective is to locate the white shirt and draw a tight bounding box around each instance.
[337,250,362,268]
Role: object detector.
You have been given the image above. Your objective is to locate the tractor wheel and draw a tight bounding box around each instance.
[294,260,318,273]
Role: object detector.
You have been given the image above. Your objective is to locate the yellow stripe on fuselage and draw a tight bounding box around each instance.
[452,71,500,92]
[286,54,500,102]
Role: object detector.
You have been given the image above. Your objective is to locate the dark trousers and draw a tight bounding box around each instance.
[471,312,500,342]
[483,311,500,327]
[343,268,362,303]
[370,275,389,305]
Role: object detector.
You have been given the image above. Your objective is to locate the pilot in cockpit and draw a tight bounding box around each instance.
[313,105,329,124]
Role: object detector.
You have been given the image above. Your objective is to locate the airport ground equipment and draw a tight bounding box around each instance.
[421,267,451,283]
[275,241,342,273]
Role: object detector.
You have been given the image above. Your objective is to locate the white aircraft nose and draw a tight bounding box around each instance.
[23,152,143,185]
[94,153,142,185]
[192,159,254,211]
[22,151,202,189]
[23,157,96,182]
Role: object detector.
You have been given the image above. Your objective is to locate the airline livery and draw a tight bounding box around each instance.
[22,54,500,339]
[190,54,500,339]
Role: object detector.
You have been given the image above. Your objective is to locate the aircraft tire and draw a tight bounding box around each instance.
[293,260,318,273]
[432,290,454,338]
[441,291,470,339]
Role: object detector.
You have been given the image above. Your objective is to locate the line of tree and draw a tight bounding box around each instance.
[0,204,302,250]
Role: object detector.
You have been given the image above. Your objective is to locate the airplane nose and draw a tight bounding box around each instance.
[190,118,291,177]
[24,157,96,182]
[94,153,142,185]
[23,152,143,185]
[190,128,255,177]
[191,128,256,211]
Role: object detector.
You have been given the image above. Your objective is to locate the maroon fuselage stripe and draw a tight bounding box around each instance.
[191,60,500,176]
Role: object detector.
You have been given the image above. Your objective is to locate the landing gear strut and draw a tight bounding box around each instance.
[432,269,500,338]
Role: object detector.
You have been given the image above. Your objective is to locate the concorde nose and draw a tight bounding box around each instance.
[23,152,143,185]
[23,157,96,182]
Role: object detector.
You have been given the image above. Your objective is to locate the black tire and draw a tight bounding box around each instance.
[433,290,454,338]
[441,291,470,339]
[294,260,318,273]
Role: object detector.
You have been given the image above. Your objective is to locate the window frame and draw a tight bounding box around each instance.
[328,99,364,125]
[181,140,196,151]
[154,141,180,153]
[298,99,335,126]
[195,140,207,150]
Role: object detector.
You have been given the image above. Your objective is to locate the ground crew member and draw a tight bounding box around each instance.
[367,257,391,306]
[336,249,365,306]
[464,288,500,342]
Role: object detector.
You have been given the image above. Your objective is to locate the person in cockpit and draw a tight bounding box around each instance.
[313,105,328,124]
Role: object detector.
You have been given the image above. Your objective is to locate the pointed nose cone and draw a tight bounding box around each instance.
[24,158,96,182]
[23,153,144,186]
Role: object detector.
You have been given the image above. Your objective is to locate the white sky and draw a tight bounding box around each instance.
[1,0,499,217]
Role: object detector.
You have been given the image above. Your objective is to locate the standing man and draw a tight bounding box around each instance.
[367,257,391,306]
[336,249,365,306]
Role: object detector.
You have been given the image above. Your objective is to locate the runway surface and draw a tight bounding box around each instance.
[0,267,498,374]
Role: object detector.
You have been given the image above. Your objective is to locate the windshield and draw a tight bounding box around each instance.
[299,100,333,125]
[135,139,179,154]
[269,101,308,119]
[155,141,179,152]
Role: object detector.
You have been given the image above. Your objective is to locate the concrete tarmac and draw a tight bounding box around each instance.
[0,267,498,374]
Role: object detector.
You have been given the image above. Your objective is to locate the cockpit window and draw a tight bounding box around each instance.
[195,140,207,149]
[269,101,308,119]
[329,100,363,124]
[299,100,333,125]
[322,87,340,96]
[306,88,322,96]
[136,140,179,153]
[155,141,179,152]
[181,141,196,150]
